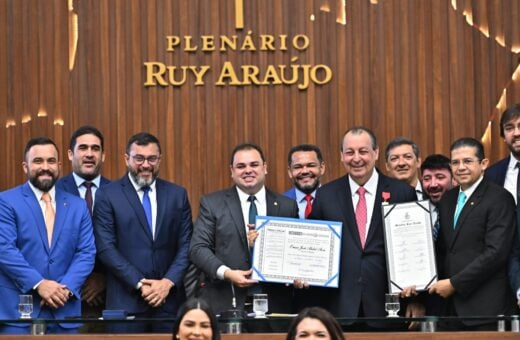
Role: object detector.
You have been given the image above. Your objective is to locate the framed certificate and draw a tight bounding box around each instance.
[251,216,342,288]
[382,200,437,293]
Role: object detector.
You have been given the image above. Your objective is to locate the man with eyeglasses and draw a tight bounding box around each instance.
[283,144,326,219]
[485,103,520,310]
[384,137,424,199]
[93,132,192,333]
[428,137,516,330]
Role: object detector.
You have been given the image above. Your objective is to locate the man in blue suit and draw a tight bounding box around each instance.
[0,137,96,334]
[56,126,110,323]
[484,103,520,310]
[283,144,325,219]
[93,132,192,333]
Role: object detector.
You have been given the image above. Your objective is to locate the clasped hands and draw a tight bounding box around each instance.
[139,278,174,308]
[37,279,72,309]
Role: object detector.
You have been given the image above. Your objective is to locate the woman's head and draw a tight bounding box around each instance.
[286,307,344,340]
[173,298,220,340]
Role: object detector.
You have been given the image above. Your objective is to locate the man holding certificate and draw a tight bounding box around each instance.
[429,138,516,330]
[306,127,416,324]
[189,143,298,315]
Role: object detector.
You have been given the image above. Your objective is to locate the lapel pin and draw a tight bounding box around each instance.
[274,202,278,206]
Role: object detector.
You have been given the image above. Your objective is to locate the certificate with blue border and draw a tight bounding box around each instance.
[251,216,342,288]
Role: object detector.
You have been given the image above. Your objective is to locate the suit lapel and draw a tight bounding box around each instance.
[366,176,386,247]
[51,190,70,251]
[449,181,486,249]
[225,188,248,250]
[155,179,166,237]
[120,175,153,240]
[21,183,50,252]
[266,189,280,215]
[64,175,81,196]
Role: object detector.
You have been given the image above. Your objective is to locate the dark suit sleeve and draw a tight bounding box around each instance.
[451,191,516,297]
[93,187,145,289]
[509,225,520,298]
[163,188,192,286]
[189,196,225,281]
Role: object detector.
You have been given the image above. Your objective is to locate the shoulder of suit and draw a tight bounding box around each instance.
[267,188,297,205]
[486,156,510,174]
[316,175,349,192]
[155,177,187,193]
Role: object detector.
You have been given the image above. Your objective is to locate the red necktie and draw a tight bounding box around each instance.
[304,194,313,218]
[83,181,93,215]
[355,187,367,249]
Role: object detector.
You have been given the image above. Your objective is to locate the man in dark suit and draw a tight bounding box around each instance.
[0,137,95,334]
[56,126,110,322]
[93,132,192,333]
[484,103,520,309]
[190,143,298,314]
[283,144,325,219]
[306,127,416,323]
[429,137,516,330]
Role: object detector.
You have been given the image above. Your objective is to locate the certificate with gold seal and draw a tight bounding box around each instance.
[251,216,342,288]
[382,200,438,294]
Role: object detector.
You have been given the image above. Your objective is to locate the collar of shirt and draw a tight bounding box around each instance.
[127,172,157,194]
[28,181,56,203]
[348,169,379,198]
[72,172,101,189]
[235,185,266,206]
[294,187,317,203]
[459,175,484,201]
[508,153,520,170]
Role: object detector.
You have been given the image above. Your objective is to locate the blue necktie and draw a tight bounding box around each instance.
[453,192,466,228]
[432,207,440,241]
[142,186,153,234]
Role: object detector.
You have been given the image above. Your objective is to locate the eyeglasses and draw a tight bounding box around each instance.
[450,158,481,168]
[131,155,160,165]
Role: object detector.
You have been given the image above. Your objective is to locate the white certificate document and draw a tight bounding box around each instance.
[382,200,437,294]
[251,216,342,288]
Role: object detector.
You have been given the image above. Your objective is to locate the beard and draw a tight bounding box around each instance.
[129,166,158,187]
[29,170,58,192]
[294,176,320,194]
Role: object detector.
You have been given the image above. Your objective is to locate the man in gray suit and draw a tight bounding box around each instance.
[189,143,298,314]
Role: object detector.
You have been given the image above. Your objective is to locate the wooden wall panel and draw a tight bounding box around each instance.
[0,0,519,215]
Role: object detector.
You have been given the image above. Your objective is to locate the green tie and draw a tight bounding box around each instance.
[453,192,466,228]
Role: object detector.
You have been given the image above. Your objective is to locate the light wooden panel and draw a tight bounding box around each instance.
[0,0,519,214]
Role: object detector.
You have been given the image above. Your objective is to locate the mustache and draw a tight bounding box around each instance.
[37,170,54,177]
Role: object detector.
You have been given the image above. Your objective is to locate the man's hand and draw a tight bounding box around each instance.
[293,278,310,289]
[224,268,257,288]
[400,285,418,298]
[247,224,259,248]
[140,278,174,308]
[81,272,106,306]
[428,279,455,298]
[37,279,69,309]
[405,302,425,330]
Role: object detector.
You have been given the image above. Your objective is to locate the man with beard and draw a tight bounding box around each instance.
[485,103,520,309]
[0,137,95,334]
[190,143,298,314]
[93,132,192,332]
[56,126,110,324]
[385,137,423,199]
[283,144,326,219]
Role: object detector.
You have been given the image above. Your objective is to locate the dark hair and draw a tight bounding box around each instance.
[24,137,59,160]
[286,307,344,340]
[126,132,161,154]
[229,143,265,165]
[450,137,485,160]
[499,103,520,137]
[69,125,105,151]
[384,137,420,161]
[421,154,451,174]
[287,144,324,166]
[172,298,220,340]
[341,126,377,151]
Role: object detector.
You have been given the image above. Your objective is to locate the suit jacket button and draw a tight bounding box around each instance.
[49,259,54,264]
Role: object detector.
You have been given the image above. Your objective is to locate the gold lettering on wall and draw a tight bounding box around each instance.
[235,0,244,29]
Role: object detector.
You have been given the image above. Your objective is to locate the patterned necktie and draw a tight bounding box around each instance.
[355,187,367,249]
[304,194,313,218]
[432,207,440,241]
[248,195,257,225]
[83,181,93,215]
[41,192,55,246]
[142,186,153,234]
[453,191,466,228]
